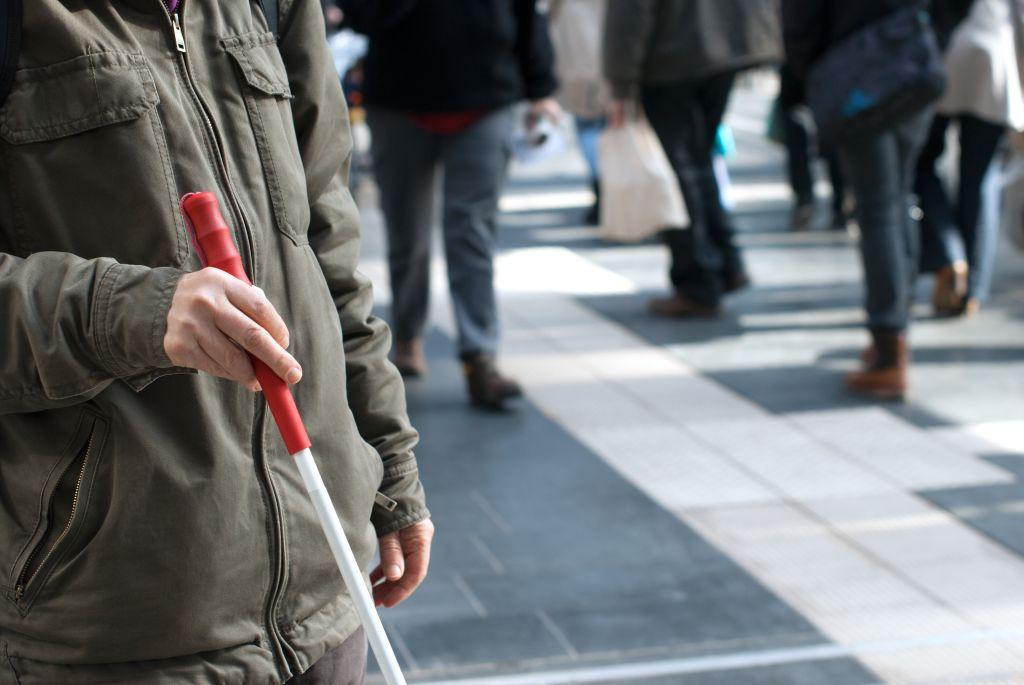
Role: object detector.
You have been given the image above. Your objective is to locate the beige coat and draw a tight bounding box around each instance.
[549,0,611,119]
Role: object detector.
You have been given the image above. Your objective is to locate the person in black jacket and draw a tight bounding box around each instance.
[783,0,937,400]
[340,0,559,410]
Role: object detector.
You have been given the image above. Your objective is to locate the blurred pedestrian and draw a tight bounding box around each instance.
[785,0,944,399]
[915,0,1023,317]
[778,65,850,231]
[604,0,782,318]
[549,0,610,225]
[341,1,560,410]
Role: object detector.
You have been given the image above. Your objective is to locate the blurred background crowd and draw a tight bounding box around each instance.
[306,1,1024,682]
[314,0,1024,411]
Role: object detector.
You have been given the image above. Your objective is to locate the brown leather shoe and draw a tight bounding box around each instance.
[463,354,522,410]
[932,261,968,317]
[845,329,908,401]
[394,339,427,377]
[648,293,720,318]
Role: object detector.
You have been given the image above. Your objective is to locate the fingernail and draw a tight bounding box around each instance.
[387,565,402,579]
[286,368,301,384]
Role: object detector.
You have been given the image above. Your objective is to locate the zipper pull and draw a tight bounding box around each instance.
[374,491,399,513]
[172,13,187,53]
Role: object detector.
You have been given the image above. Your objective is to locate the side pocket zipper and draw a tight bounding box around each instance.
[14,426,97,600]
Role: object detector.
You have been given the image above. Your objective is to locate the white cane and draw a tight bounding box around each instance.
[181,192,407,685]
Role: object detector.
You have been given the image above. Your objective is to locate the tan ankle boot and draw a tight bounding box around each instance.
[845,329,908,401]
[932,261,968,316]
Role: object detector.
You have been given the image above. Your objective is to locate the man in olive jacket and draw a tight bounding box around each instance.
[0,1,431,683]
[604,0,781,317]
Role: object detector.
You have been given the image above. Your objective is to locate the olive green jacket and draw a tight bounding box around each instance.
[0,1,428,683]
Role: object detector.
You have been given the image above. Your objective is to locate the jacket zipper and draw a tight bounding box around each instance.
[15,430,96,600]
[168,8,258,279]
[252,400,299,671]
[164,3,291,674]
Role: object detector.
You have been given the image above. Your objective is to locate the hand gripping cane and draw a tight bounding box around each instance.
[180,192,407,685]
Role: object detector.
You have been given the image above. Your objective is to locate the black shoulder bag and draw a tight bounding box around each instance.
[806,5,946,149]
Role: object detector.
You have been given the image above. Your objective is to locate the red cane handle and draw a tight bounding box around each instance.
[180,192,312,455]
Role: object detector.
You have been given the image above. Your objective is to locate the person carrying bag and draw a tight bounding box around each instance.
[603,0,781,318]
[597,105,688,243]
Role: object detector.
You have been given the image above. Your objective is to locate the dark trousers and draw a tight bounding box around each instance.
[779,65,846,212]
[367,107,513,357]
[914,113,1005,303]
[286,628,367,685]
[839,110,931,331]
[643,73,745,306]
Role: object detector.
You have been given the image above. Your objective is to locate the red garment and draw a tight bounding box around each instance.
[405,110,488,135]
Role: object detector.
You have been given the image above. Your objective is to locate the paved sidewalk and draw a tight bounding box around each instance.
[358,80,1024,684]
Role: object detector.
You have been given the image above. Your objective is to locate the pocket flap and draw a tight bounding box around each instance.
[221,32,293,99]
[0,52,160,145]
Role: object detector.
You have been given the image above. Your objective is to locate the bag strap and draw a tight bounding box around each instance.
[257,0,280,41]
[0,0,23,108]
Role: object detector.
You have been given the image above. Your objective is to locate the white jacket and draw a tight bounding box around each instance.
[937,0,1024,130]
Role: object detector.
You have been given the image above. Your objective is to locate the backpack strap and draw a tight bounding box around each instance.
[0,0,23,108]
[257,0,280,41]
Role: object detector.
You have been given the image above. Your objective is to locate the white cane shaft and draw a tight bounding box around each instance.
[294,449,407,685]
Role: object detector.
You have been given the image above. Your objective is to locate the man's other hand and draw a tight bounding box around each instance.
[164,268,302,391]
[371,519,435,608]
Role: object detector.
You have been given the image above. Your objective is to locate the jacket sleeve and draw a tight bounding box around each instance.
[514,0,558,101]
[337,0,421,34]
[0,251,185,416]
[603,0,657,99]
[782,0,827,78]
[279,0,429,536]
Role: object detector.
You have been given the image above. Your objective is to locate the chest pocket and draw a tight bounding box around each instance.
[0,51,187,266]
[222,31,310,245]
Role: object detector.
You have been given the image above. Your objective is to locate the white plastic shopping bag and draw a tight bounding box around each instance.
[597,115,688,243]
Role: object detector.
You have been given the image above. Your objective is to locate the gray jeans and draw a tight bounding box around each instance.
[839,109,931,330]
[368,106,514,358]
[285,628,367,685]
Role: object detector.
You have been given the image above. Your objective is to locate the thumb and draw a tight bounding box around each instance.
[379,532,405,581]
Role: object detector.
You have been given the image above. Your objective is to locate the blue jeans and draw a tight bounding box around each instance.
[914,113,1005,303]
[839,110,931,331]
[575,117,605,181]
[368,107,513,357]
